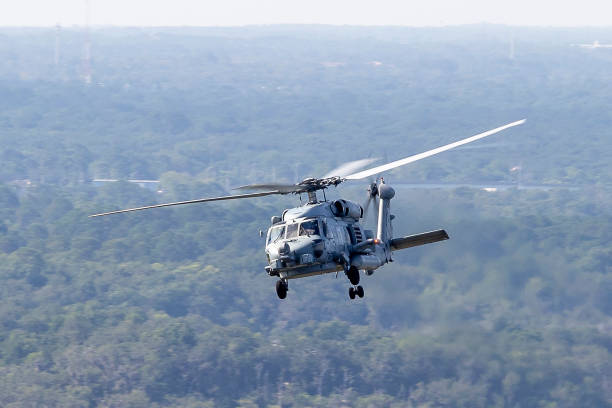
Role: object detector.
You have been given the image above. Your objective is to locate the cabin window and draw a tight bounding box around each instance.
[299,220,320,236]
[267,225,286,244]
[286,223,299,239]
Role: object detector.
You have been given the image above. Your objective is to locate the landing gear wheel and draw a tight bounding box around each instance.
[356,285,364,298]
[276,280,288,299]
[347,266,360,286]
[348,287,356,300]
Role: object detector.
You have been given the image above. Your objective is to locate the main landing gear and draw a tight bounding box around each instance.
[346,265,365,300]
[275,266,366,300]
[348,285,364,300]
[276,279,288,299]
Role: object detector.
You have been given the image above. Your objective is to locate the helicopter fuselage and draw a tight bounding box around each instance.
[264,199,386,281]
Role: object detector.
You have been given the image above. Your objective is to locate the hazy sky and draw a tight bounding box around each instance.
[2,0,612,27]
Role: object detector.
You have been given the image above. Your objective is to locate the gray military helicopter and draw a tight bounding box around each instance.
[91,119,525,300]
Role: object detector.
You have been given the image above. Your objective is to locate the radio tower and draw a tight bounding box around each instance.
[81,0,92,84]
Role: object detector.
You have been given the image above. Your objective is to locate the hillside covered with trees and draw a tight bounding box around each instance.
[0,25,610,407]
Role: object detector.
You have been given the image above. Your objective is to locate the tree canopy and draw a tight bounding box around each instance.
[0,25,610,407]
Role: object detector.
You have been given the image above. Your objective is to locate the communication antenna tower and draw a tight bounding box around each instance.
[81,0,92,84]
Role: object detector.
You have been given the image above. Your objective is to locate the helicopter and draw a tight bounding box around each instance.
[90,119,525,300]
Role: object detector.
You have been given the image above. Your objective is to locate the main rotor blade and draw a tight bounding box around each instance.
[323,157,378,178]
[344,119,526,180]
[89,190,282,217]
[233,183,305,193]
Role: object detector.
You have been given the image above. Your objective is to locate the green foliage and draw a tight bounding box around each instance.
[0,26,610,407]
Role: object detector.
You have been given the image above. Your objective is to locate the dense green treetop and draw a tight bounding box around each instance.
[0,26,610,407]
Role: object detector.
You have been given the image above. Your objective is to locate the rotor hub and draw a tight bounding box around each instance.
[296,176,344,193]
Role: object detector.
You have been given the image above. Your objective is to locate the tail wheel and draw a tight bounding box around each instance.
[276,280,288,299]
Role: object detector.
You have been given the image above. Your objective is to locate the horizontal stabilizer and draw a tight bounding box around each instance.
[389,229,449,251]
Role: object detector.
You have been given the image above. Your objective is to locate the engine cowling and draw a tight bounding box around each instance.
[331,199,363,219]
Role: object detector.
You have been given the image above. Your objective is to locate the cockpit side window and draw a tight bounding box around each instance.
[299,220,320,236]
[267,225,285,244]
[286,223,299,239]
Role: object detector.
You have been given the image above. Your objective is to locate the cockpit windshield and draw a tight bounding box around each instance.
[267,225,285,245]
[268,219,321,243]
[286,223,299,239]
[299,220,320,236]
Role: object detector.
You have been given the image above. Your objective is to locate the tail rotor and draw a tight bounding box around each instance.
[362,179,379,226]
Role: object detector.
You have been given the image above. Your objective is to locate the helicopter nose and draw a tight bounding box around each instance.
[289,240,313,254]
[274,242,290,258]
[268,239,325,267]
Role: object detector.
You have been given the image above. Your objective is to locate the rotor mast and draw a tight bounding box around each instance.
[307,191,318,203]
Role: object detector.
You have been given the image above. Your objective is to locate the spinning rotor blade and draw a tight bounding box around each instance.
[362,196,379,225]
[323,157,378,178]
[362,180,379,225]
[90,120,525,218]
[234,183,305,194]
[89,190,282,217]
[345,119,526,180]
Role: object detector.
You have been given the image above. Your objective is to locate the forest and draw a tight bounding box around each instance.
[0,25,610,407]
